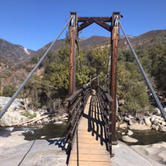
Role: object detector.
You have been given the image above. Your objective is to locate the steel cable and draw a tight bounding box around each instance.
[0,16,75,119]
[76,41,83,86]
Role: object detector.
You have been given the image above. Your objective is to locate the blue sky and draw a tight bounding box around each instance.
[0,0,166,51]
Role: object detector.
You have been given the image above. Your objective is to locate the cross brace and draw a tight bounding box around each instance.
[78,17,112,32]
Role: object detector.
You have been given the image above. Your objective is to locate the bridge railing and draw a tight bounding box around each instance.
[66,85,91,151]
[97,85,113,157]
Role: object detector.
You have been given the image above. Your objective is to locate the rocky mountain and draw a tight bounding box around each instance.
[0,39,34,64]
[118,30,166,49]
[25,35,137,62]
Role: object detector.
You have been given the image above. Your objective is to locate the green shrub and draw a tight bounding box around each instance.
[22,111,36,119]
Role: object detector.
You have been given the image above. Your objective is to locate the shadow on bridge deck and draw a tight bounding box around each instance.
[83,95,108,149]
[68,95,111,166]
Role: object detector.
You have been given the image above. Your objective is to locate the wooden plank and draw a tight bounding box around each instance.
[68,96,111,166]
[69,161,111,166]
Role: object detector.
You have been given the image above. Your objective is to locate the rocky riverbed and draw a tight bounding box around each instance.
[0,130,165,166]
[0,131,67,166]
[0,97,68,127]
[116,106,166,144]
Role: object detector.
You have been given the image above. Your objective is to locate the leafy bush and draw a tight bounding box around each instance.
[22,111,36,119]
[2,84,17,97]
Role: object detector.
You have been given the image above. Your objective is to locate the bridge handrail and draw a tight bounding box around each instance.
[98,86,113,103]
[66,85,91,151]
[67,89,83,105]
[97,85,113,156]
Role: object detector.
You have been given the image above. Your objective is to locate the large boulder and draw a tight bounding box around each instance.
[124,116,133,125]
[164,107,166,113]
[0,112,27,126]
[0,97,24,111]
[127,130,133,136]
[151,124,159,131]
[122,135,138,143]
[158,125,166,132]
[119,122,128,129]
[154,108,161,115]
[144,116,151,126]
[129,123,151,130]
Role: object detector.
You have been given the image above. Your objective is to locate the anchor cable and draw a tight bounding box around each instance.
[118,18,166,121]
[0,16,74,119]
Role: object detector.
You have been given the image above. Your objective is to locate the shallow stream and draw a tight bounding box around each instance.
[0,123,67,141]
[117,128,166,145]
[0,123,166,145]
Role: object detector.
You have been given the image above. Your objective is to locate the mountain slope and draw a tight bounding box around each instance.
[118,30,166,49]
[0,39,34,64]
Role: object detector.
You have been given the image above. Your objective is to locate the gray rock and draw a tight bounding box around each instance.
[54,117,59,122]
[119,99,125,105]
[122,135,138,143]
[129,124,151,130]
[0,97,24,111]
[127,130,133,136]
[154,108,161,115]
[43,118,49,124]
[153,119,159,126]
[162,121,166,126]
[54,121,63,124]
[128,115,134,119]
[119,123,128,129]
[164,108,166,113]
[36,120,42,125]
[144,117,151,126]
[0,138,67,166]
[150,115,156,123]
[27,110,34,115]
[0,112,27,126]
[124,116,133,125]
[61,113,68,118]
[158,125,166,132]
[152,124,159,130]
[124,116,130,122]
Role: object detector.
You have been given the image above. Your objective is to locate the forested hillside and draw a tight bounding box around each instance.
[0,30,166,113]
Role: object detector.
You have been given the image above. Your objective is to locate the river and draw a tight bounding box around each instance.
[0,123,166,145]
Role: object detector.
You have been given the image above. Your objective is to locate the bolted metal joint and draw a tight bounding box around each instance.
[70,12,77,27]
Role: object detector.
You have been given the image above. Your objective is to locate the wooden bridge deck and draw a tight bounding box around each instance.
[68,96,111,166]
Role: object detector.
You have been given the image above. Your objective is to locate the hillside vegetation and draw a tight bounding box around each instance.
[0,30,166,114]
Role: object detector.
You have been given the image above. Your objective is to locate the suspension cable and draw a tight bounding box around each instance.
[107,53,111,91]
[76,40,83,85]
[86,76,98,86]
[0,16,75,119]
[118,19,166,121]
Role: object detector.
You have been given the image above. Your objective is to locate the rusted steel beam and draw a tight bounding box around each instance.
[94,20,111,32]
[78,20,94,32]
[78,17,112,22]
[110,12,120,145]
[69,13,77,96]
